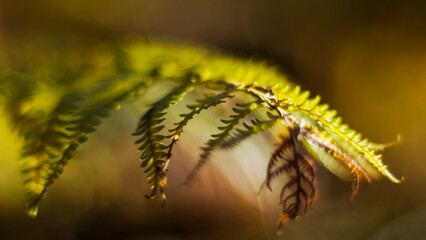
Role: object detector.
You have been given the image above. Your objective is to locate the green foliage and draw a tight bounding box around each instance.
[133,75,196,200]
[0,38,402,228]
[185,101,262,184]
[220,112,279,149]
[169,85,236,142]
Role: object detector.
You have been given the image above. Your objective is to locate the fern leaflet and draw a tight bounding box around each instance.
[184,101,262,184]
[264,129,316,229]
[221,111,279,149]
[134,77,195,200]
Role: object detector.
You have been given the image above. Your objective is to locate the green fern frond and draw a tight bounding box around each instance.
[298,125,369,200]
[168,85,236,142]
[1,39,403,228]
[23,79,147,216]
[163,86,237,176]
[184,101,262,184]
[278,97,402,184]
[220,112,279,149]
[20,94,83,216]
[134,77,195,200]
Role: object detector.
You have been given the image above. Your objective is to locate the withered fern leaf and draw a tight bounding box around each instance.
[265,130,316,228]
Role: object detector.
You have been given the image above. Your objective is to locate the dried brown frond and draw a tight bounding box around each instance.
[264,129,316,229]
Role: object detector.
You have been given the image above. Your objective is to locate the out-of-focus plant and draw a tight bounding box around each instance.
[0,37,403,229]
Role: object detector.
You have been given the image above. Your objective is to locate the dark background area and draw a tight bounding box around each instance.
[1,1,426,239]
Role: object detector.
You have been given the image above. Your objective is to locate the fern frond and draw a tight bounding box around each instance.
[278,98,402,184]
[264,131,316,229]
[22,80,146,216]
[265,135,294,191]
[2,39,402,227]
[221,112,279,149]
[134,77,196,200]
[168,86,236,144]
[20,94,83,216]
[164,86,236,169]
[184,101,262,184]
[298,125,369,200]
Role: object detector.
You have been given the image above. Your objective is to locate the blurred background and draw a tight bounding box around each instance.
[1,0,426,239]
